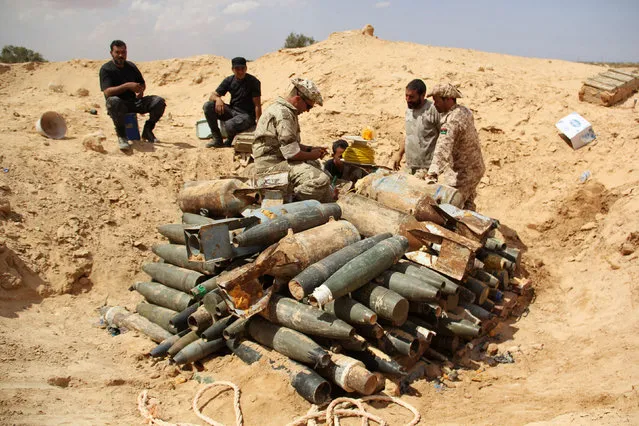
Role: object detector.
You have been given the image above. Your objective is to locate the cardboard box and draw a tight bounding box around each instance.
[195,119,227,139]
[555,112,596,150]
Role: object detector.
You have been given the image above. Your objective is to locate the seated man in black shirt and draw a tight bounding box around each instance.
[99,40,166,151]
[203,57,261,148]
[324,139,349,179]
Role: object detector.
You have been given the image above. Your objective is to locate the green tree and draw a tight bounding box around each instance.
[0,45,47,63]
[283,33,316,49]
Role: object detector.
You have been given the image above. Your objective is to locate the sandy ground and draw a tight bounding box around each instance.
[1,30,639,425]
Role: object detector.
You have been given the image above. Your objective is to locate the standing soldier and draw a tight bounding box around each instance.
[392,79,440,177]
[426,83,485,210]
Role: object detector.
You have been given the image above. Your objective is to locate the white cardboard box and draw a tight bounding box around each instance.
[555,112,596,150]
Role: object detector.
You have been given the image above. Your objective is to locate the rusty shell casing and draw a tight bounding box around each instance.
[391,261,459,295]
[229,339,331,405]
[188,305,213,332]
[337,335,368,352]
[481,299,496,312]
[323,298,378,325]
[168,330,200,357]
[408,302,442,320]
[135,303,178,334]
[353,323,385,340]
[169,302,200,332]
[190,277,219,299]
[354,170,463,208]
[143,262,207,294]
[132,281,195,313]
[257,220,361,280]
[288,233,392,300]
[351,347,407,376]
[173,338,226,365]
[201,316,236,341]
[182,212,215,226]
[316,353,378,395]
[431,334,460,354]
[484,237,507,251]
[351,283,409,327]
[375,270,440,302]
[150,329,190,358]
[233,203,342,248]
[472,269,500,289]
[379,329,419,357]
[309,236,409,307]
[462,303,495,321]
[222,317,249,340]
[477,249,515,272]
[157,223,189,245]
[496,247,521,268]
[247,316,331,368]
[177,179,254,217]
[103,306,173,343]
[462,277,489,305]
[336,193,423,250]
[260,294,355,340]
[152,244,218,275]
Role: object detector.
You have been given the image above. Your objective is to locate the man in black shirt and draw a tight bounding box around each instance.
[324,139,349,179]
[203,57,261,148]
[99,40,166,151]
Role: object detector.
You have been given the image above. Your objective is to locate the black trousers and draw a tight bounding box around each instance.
[203,100,254,138]
[106,95,166,137]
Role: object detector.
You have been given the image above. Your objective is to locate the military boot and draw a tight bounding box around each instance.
[205,128,224,148]
[142,121,160,143]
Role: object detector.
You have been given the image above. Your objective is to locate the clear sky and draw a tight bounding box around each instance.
[1,0,638,63]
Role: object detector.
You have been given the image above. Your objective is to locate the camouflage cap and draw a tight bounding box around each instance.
[291,77,323,106]
[427,83,463,99]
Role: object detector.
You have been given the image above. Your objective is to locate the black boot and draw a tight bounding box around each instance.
[142,121,159,143]
[205,128,224,148]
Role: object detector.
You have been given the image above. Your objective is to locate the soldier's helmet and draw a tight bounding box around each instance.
[291,77,323,106]
[427,83,463,99]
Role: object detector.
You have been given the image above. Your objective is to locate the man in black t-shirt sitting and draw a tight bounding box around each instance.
[99,39,166,151]
[203,57,261,148]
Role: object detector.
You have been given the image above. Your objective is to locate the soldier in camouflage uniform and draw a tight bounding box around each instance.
[252,78,334,202]
[426,83,485,210]
[392,79,441,177]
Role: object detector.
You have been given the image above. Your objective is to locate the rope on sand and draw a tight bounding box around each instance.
[286,395,421,426]
[137,381,244,426]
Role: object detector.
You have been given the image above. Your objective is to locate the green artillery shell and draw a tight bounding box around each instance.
[439,318,480,339]
[233,203,342,248]
[400,319,436,344]
[191,277,219,299]
[353,323,384,340]
[316,353,378,395]
[376,270,440,302]
[132,281,194,312]
[260,294,354,340]
[201,316,236,341]
[182,212,215,226]
[168,330,199,357]
[309,236,409,306]
[323,298,378,325]
[157,223,189,245]
[103,306,173,343]
[463,303,495,321]
[152,244,218,275]
[350,347,407,376]
[202,290,223,315]
[472,269,500,289]
[177,179,254,217]
[230,339,331,405]
[484,237,506,251]
[380,329,419,357]
[215,300,229,317]
[169,303,200,332]
[188,305,213,332]
[143,263,207,294]
[150,329,189,358]
[352,283,409,326]
[173,338,226,365]
[247,316,331,368]
[222,317,249,341]
[390,262,459,295]
[463,277,489,305]
[136,303,178,334]
[288,233,392,300]
[258,220,361,280]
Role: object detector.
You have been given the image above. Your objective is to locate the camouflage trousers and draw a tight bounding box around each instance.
[256,160,334,203]
[456,183,479,211]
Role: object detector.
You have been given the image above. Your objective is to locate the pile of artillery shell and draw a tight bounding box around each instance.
[116,180,529,404]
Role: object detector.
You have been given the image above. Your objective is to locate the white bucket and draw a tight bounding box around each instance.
[36,111,67,139]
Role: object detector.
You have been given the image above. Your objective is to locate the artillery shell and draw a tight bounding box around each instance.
[103,306,173,343]
[201,316,236,341]
[150,329,190,358]
[316,353,378,395]
[177,179,254,217]
[222,317,249,341]
[173,338,226,364]
[182,212,215,226]
[157,223,189,245]
[136,303,178,334]
[168,330,199,357]
[376,270,440,302]
[351,347,407,377]
[169,302,200,332]
[132,281,194,312]
[143,262,207,294]
[391,261,459,295]
[188,305,213,332]
[152,244,218,275]
[352,283,409,326]
[323,298,378,325]
[463,277,489,305]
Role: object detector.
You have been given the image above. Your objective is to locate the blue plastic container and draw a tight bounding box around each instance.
[125,113,140,140]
